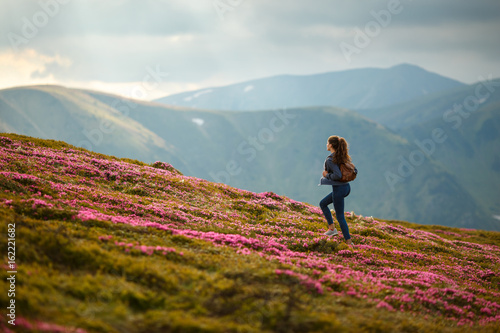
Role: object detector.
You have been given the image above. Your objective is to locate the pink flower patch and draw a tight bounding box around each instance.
[376,301,395,311]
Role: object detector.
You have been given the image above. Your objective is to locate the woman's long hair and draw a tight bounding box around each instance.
[328,135,351,164]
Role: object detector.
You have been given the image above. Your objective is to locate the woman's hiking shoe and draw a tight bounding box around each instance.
[324,228,338,236]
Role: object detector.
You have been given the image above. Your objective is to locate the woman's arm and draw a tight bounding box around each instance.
[324,159,342,180]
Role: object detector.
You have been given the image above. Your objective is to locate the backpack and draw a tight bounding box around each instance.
[339,162,357,182]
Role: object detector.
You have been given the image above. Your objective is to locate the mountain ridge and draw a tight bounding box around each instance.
[154,64,465,110]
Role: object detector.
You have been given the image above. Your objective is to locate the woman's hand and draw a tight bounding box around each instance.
[322,170,328,177]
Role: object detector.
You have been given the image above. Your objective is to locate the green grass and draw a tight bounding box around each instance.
[0,133,499,332]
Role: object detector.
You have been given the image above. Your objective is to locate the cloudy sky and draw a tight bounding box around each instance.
[1,0,500,100]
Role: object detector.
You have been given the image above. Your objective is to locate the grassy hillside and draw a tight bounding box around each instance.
[0,133,499,332]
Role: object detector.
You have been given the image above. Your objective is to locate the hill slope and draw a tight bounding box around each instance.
[0,85,495,230]
[401,101,500,226]
[0,85,187,169]
[355,79,500,225]
[155,64,464,110]
[0,133,499,332]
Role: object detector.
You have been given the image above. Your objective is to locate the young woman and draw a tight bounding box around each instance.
[319,135,356,246]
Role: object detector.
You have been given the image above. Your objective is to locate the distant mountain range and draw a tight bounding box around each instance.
[1,64,499,230]
[154,64,465,110]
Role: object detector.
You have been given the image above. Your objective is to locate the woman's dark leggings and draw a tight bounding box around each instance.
[319,183,351,240]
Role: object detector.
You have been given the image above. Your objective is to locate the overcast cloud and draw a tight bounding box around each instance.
[1,0,499,100]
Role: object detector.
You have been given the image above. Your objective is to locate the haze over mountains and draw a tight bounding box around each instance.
[1,64,499,231]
